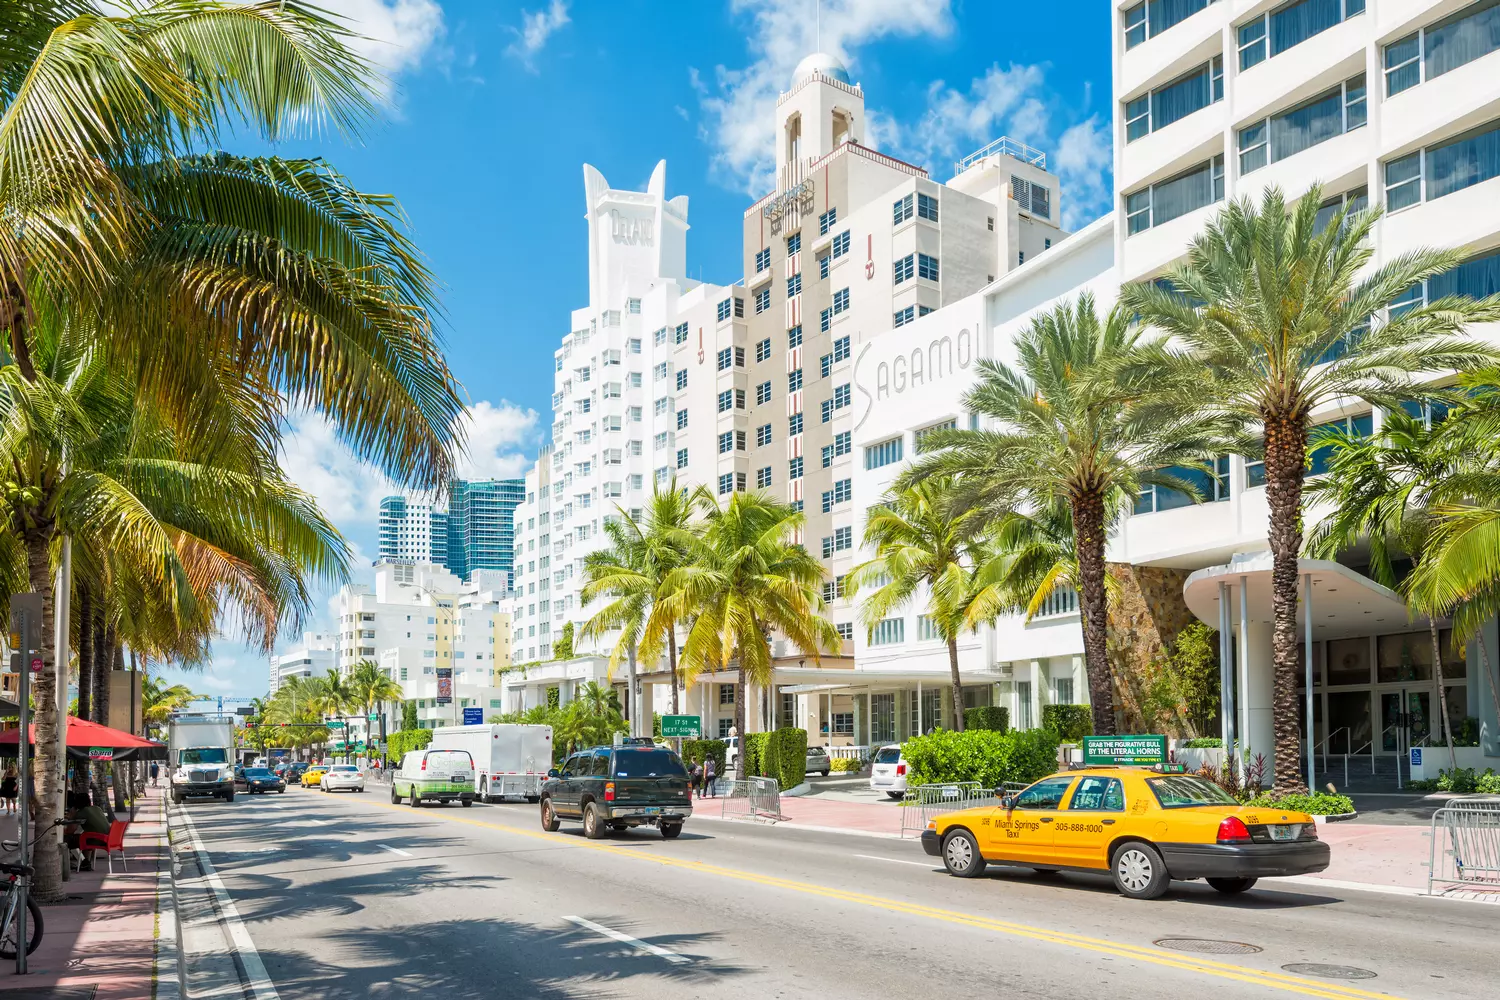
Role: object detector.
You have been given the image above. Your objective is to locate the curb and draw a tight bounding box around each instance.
[693,812,906,841]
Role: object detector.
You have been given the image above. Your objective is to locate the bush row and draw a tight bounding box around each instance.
[680,738,727,776]
[963,706,1009,732]
[901,728,1060,789]
[830,756,862,773]
[383,728,432,766]
[1246,791,1356,816]
[1040,704,1092,742]
[1409,766,1500,794]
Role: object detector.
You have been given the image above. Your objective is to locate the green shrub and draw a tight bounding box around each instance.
[1480,770,1500,795]
[1432,766,1500,793]
[902,728,1060,789]
[830,756,862,773]
[1181,737,1223,748]
[743,732,771,776]
[773,727,807,790]
[1455,717,1482,748]
[1246,791,1355,816]
[1407,778,1439,791]
[963,706,1009,732]
[1041,704,1092,742]
[761,730,781,783]
[681,739,726,776]
[384,728,432,765]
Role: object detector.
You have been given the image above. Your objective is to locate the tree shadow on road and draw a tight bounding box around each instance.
[218,864,507,921]
[261,916,749,999]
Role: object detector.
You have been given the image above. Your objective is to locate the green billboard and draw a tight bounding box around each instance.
[1082,734,1167,766]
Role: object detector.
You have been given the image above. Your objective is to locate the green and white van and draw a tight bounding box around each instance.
[392,748,477,808]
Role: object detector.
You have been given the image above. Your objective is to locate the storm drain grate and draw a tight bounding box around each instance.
[1154,938,1263,955]
[1282,964,1377,980]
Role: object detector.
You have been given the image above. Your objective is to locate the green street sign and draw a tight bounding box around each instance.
[368,713,379,721]
[326,721,345,729]
[1082,734,1167,766]
[660,715,700,739]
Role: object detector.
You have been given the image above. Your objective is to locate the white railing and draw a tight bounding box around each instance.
[955,135,1047,174]
[825,745,869,761]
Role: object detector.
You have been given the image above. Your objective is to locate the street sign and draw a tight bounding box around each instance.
[660,715,701,739]
[1082,734,1167,766]
[88,747,113,762]
[368,713,379,721]
[28,657,41,674]
[463,707,483,725]
[1411,747,1423,767]
[326,721,345,729]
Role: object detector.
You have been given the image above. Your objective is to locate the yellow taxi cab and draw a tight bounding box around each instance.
[301,766,329,788]
[921,765,1330,899]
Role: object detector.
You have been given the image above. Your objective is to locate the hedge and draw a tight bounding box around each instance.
[901,728,1060,789]
[830,756,862,773]
[743,732,771,776]
[773,727,807,790]
[1042,704,1092,743]
[963,706,1009,732]
[384,728,432,765]
[681,739,727,776]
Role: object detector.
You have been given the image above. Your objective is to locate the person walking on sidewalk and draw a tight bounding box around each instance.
[704,756,717,798]
[0,766,16,815]
[149,762,159,787]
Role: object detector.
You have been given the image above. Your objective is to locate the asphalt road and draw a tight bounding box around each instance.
[171,785,1500,1000]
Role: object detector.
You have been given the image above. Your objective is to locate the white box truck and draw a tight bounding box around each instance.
[167,715,237,803]
[430,724,552,803]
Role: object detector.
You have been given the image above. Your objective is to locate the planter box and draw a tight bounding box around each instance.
[1409,744,1494,782]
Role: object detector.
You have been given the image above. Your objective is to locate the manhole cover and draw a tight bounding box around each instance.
[1154,938,1263,955]
[1282,963,1377,980]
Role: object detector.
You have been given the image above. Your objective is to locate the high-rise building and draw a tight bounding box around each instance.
[446,478,525,585]
[270,631,337,692]
[378,496,448,567]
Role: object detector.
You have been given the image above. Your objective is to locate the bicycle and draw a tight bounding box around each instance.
[0,841,41,959]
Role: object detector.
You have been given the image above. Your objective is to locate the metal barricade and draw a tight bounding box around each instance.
[898,782,999,839]
[1427,799,1500,895]
[719,776,782,822]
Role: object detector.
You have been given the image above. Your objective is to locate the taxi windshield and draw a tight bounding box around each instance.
[1146,775,1238,808]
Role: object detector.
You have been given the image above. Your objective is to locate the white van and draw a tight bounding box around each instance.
[869,744,908,799]
[391,748,476,808]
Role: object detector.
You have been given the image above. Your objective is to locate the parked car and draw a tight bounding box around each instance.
[869,744,907,799]
[720,736,739,768]
[540,744,693,839]
[242,767,286,794]
[391,749,476,808]
[301,765,328,787]
[321,764,366,793]
[805,745,831,777]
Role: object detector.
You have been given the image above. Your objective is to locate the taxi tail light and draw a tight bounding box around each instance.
[896,763,906,776]
[604,781,616,802]
[1217,816,1252,844]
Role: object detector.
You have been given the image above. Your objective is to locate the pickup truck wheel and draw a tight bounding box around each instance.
[660,822,683,839]
[1111,842,1170,900]
[941,829,986,878]
[540,798,560,832]
[583,802,606,839]
[1207,877,1258,894]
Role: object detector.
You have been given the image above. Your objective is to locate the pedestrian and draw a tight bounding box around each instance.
[704,755,717,798]
[0,766,16,815]
[149,761,159,787]
[688,760,701,796]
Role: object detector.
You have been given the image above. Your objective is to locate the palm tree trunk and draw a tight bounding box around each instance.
[669,631,680,716]
[76,584,93,738]
[95,624,115,808]
[626,640,639,737]
[1265,413,1309,795]
[947,636,966,732]
[1430,620,1457,772]
[24,526,64,902]
[1069,493,1116,736]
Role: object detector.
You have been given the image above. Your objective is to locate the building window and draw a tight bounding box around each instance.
[718,431,734,454]
[756,337,772,362]
[1238,0,1365,71]
[719,683,736,705]
[755,247,771,273]
[1055,677,1075,705]
[833,288,849,314]
[717,298,733,322]
[1125,57,1224,143]
[1390,246,1500,317]
[628,337,641,354]
[818,207,838,235]
[864,437,903,469]
[832,230,850,258]
[819,253,830,280]
[677,409,688,429]
[894,253,914,284]
[1125,155,1225,236]
[1010,175,1052,218]
[789,456,804,479]
[789,411,804,436]
[917,192,939,222]
[1385,2,1500,98]
[755,287,771,313]
[787,272,802,297]
[821,431,851,468]
[820,478,852,513]
[653,327,668,347]
[718,389,734,413]
[735,298,744,318]
[676,369,688,391]
[788,368,803,392]
[1134,457,1232,514]
[718,473,734,495]
[820,383,851,423]
[1386,119,1500,212]
[914,419,956,452]
[836,622,853,641]
[823,575,846,602]
[736,389,745,409]
[756,423,772,447]
[786,232,801,255]
[675,322,689,344]
[677,448,688,469]
[756,466,772,488]
[869,617,905,646]
[820,307,832,332]
[717,347,733,371]
[1124,0,1217,49]
[787,325,803,348]
[893,306,915,328]
[893,194,914,224]
[1238,74,1365,174]
[756,380,772,405]
[918,253,940,281]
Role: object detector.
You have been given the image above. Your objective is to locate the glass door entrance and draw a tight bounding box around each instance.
[1379,689,1432,755]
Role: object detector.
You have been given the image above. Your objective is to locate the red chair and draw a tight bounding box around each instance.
[78,821,129,874]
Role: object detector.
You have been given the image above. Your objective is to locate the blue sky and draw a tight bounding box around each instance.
[171,0,1115,701]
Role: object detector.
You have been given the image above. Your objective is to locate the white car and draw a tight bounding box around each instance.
[869,745,907,799]
[721,736,739,768]
[320,764,366,793]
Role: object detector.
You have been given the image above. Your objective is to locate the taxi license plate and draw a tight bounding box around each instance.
[1269,824,1300,842]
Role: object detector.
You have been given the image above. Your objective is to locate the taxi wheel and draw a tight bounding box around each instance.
[941,829,987,878]
[1207,877,1258,894]
[1111,842,1170,900]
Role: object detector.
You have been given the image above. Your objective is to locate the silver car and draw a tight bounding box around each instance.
[869,745,907,799]
[805,745,831,777]
[320,764,366,793]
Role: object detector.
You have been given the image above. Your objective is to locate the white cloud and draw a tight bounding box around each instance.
[694,0,955,195]
[1053,116,1114,229]
[314,0,446,75]
[453,400,541,481]
[506,0,571,71]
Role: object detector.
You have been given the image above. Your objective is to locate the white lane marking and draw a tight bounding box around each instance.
[173,803,282,1000]
[563,915,691,965]
[377,844,413,858]
[855,853,939,868]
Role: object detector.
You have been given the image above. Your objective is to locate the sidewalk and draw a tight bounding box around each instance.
[0,784,169,999]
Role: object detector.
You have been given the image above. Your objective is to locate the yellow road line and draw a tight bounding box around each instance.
[332,796,1403,1000]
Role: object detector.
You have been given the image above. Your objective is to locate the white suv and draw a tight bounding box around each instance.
[869,745,907,799]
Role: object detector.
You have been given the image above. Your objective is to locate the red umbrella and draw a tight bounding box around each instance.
[0,715,160,752]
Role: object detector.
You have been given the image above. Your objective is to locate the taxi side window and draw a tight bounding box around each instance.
[1014,776,1074,810]
[1067,776,1125,812]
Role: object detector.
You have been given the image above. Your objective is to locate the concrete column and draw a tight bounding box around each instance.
[1245,619,1276,780]
[854,692,865,747]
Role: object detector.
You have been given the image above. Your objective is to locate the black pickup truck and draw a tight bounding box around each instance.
[540,743,694,839]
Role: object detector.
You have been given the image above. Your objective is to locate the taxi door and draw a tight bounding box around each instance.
[1051,775,1126,870]
[983,775,1074,864]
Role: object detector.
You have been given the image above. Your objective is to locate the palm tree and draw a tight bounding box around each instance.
[655,491,842,779]
[848,478,991,732]
[1305,408,1467,770]
[307,672,354,756]
[565,681,627,749]
[1121,186,1500,793]
[346,660,403,760]
[901,293,1230,737]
